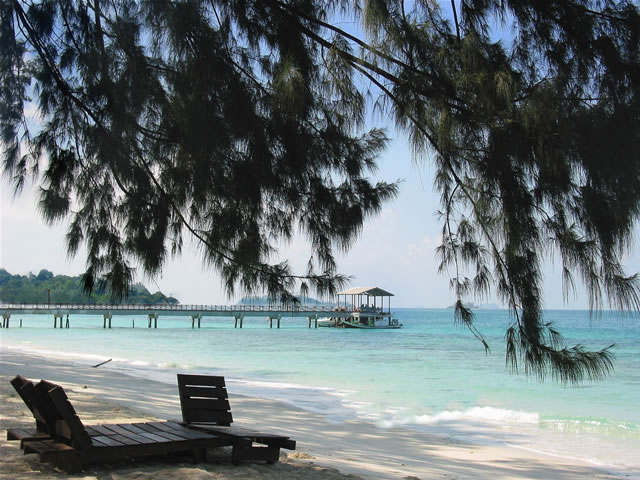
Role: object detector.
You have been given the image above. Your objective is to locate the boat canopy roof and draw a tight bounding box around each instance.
[337,287,394,297]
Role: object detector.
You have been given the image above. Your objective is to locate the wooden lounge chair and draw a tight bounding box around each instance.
[10,378,96,447]
[6,375,51,446]
[177,373,296,464]
[10,379,231,473]
[8,377,101,462]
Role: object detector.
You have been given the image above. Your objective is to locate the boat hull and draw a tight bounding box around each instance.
[317,317,403,329]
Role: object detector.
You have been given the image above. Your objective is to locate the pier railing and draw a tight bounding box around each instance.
[0,303,339,313]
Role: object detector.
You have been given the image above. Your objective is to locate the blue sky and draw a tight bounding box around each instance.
[3,127,639,308]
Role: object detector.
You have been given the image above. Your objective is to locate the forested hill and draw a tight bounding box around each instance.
[0,269,179,305]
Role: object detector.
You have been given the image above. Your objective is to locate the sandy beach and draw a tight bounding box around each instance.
[0,350,627,480]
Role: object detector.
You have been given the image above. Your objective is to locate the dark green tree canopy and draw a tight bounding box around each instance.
[0,268,179,304]
[2,0,639,383]
[1,0,398,302]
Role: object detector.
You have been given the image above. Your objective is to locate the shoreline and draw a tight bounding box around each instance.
[0,349,631,479]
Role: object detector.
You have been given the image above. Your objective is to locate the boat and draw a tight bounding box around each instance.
[318,287,403,329]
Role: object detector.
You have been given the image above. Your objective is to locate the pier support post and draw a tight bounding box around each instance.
[65,314,70,328]
[233,314,244,328]
[147,313,158,328]
[268,316,273,328]
[277,314,281,329]
[191,314,201,328]
[307,317,311,328]
[103,313,112,329]
[240,314,243,328]
[2,313,10,328]
[314,314,318,328]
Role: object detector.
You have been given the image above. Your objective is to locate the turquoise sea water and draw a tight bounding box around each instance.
[1,308,639,476]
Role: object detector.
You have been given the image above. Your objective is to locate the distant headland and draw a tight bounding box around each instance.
[0,269,179,305]
[237,295,333,307]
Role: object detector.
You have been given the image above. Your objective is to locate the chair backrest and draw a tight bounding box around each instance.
[31,380,66,437]
[10,375,34,412]
[48,385,92,451]
[10,375,47,432]
[177,374,233,426]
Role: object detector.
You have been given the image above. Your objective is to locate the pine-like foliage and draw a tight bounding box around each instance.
[2,1,638,383]
[343,0,638,383]
[1,0,398,303]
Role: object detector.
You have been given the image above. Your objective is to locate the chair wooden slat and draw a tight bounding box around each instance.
[98,424,133,436]
[33,380,65,436]
[177,373,296,464]
[47,386,93,451]
[117,424,158,443]
[148,422,217,440]
[183,409,233,425]
[105,433,141,446]
[90,435,126,447]
[10,376,34,412]
[180,397,231,410]
[177,374,227,387]
[180,384,229,399]
[138,431,174,443]
[90,425,113,436]
[107,429,153,446]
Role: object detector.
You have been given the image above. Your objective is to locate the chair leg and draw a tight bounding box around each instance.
[191,448,207,463]
[231,438,280,464]
[50,452,82,474]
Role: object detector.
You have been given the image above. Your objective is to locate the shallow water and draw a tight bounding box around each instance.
[1,308,638,476]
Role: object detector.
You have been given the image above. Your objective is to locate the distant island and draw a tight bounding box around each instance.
[0,269,179,305]
[237,295,334,307]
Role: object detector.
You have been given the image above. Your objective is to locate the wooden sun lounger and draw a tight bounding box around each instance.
[7,377,109,456]
[7,377,232,473]
[177,374,296,464]
[9,377,89,455]
[46,384,234,473]
[6,375,51,446]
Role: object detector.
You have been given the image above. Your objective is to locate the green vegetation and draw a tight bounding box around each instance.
[0,269,179,305]
[2,1,638,383]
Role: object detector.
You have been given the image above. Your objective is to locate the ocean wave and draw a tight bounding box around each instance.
[376,406,540,429]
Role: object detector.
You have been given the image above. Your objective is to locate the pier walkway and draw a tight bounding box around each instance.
[0,303,350,329]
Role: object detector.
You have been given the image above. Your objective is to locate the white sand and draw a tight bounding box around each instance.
[0,350,626,479]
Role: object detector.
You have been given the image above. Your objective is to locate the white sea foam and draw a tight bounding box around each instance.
[372,406,539,430]
[416,406,540,425]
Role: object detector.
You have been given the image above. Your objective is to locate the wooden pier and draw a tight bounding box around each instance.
[0,303,351,329]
